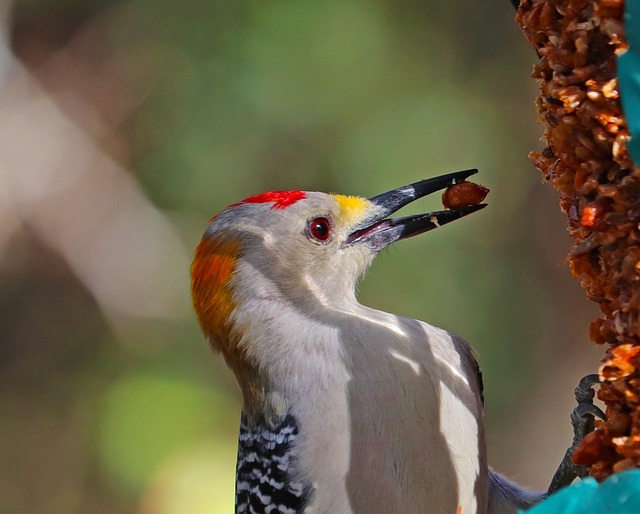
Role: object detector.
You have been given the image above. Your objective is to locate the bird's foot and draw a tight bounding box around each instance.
[547,374,605,495]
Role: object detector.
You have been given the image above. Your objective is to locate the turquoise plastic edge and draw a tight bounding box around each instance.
[517,469,640,513]
[619,0,640,166]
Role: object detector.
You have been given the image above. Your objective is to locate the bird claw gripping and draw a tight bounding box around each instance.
[547,374,605,494]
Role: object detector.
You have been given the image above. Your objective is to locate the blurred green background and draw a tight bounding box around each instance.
[0,0,604,513]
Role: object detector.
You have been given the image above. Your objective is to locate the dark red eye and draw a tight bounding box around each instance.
[307,217,332,242]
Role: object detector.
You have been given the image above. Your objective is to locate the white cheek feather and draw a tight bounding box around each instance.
[303,273,330,308]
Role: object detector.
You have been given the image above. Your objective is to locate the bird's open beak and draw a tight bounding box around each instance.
[345,169,486,251]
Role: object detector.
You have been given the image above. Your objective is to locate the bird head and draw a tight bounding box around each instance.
[191,169,486,370]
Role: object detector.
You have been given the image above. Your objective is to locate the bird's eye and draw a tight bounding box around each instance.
[307,217,332,242]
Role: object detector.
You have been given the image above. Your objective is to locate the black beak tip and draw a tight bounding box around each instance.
[445,202,488,222]
[368,169,483,218]
[462,202,488,213]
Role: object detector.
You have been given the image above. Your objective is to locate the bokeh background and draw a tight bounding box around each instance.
[0,1,605,513]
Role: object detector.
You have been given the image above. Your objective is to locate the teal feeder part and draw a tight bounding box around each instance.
[619,0,640,166]
[520,470,640,513]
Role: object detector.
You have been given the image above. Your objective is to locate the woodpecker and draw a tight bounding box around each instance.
[191,170,548,514]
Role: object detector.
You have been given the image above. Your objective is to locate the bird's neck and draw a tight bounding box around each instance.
[227,291,356,424]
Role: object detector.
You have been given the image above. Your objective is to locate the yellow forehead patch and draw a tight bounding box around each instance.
[332,194,370,226]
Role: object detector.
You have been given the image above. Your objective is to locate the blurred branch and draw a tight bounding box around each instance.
[0,8,190,322]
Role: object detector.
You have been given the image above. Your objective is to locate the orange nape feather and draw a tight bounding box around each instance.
[190,236,240,354]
